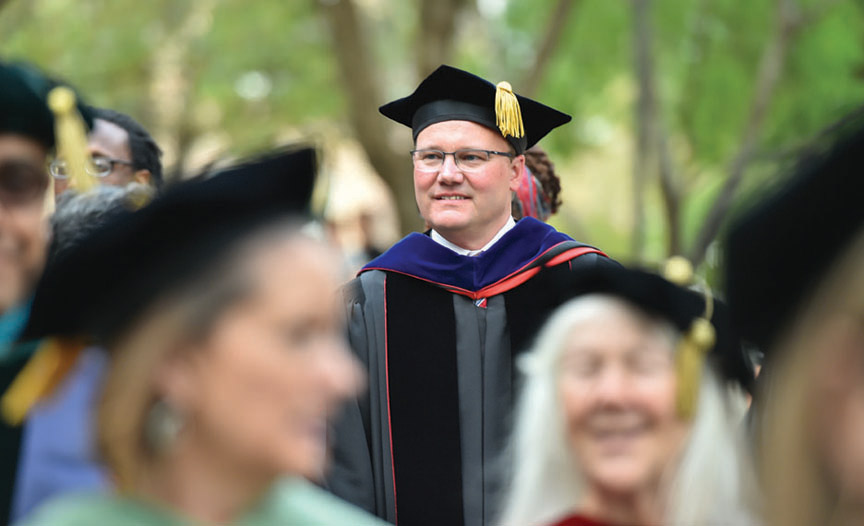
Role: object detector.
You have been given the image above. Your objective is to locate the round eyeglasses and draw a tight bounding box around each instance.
[410,149,514,172]
[49,156,134,180]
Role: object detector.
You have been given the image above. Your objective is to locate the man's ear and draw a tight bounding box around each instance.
[133,169,152,186]
[509,155,525,193]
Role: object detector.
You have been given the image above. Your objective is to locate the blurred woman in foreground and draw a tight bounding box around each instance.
[10,148,383,525]
[497,263,758,526]
[726,108,864,526]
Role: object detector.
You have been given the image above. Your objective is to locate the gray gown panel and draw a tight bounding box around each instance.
[453,296,484,526]
[453,293,514,526]
[481,294,514,523]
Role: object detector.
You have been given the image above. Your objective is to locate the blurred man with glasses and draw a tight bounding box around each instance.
[0,61,93,326]
[0,60,98,523]
[328,65,615,526]
[50,107,162,196]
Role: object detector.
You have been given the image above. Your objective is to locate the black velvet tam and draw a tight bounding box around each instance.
[550,264,754,391]
[0,60,93,149]
[379,65,571,153]
[724,106,864,354]
[21,146,318,344]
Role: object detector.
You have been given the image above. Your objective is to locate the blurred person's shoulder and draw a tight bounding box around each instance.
[17,480,389,525]
[14,492,185,526]
[259,477,390,525]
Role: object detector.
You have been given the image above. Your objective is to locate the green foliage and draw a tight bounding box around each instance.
[764,3,864,148]
[0,0,344,154]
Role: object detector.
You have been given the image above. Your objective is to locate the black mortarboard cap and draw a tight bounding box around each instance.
[21,146,318,344]
[379,65,571,154]
[0,60,93,148]
[725,107,864,354]
[548,264,753,392]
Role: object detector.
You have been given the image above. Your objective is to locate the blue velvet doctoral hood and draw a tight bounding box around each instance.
[360,217,573,293]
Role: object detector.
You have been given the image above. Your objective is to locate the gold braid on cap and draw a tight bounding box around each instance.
[495,81,524,139]
[48,87,97,193]
[663,256,716,420]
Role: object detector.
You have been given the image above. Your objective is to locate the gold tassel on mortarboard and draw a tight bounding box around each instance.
[48,86,97,193]
[494,81,525,139]
[1,338,86,425]
[663,256,716,420]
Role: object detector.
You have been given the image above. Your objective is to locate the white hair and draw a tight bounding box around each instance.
[496,295,760,526]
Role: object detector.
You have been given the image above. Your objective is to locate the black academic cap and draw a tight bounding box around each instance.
[21,146,318,344]
[550,264,754,391]
[379,65,571,154]
[0,60,93,148]
[725,107,864,354]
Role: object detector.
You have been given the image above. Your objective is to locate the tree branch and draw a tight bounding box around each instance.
[657,128,682,255]
[520,0,581,98]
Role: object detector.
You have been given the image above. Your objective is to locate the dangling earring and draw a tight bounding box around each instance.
[144,399,184,454]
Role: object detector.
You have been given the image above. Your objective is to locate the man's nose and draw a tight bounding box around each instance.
[437,154,463,183]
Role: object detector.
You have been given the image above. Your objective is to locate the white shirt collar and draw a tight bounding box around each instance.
[430,216,516,257]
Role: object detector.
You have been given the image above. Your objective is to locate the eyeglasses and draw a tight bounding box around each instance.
[49,156,134,180]
[0,160,49,206]
[410,149,515,172]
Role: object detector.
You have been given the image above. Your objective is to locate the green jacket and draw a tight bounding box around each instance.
[17,477,388,526]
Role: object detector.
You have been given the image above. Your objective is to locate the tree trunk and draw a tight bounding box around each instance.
[319,0,422,235]
[630,0,657,262]
[148,1,215,182]
[631,0,683,258]
[417,0,469,78]
[688,0,802,266]
[520,0,581,98]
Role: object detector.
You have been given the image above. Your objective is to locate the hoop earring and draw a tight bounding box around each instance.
[144,399,184,454]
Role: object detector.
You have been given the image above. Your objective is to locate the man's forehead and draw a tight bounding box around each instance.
[88,118,130,157]
[415,120,510,147]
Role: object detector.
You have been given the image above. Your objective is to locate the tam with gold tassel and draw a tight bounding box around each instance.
[379,65,572,155]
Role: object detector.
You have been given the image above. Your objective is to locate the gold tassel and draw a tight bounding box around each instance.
[674,317,715,419]
[495,81,525,139]
[662,256,716,419]
[47,86,97,192]
[1,338,85,425]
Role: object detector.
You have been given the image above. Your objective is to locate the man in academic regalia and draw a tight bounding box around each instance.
[327,65,616,526]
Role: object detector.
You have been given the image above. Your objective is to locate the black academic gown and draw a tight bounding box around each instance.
[0,356,27,524]
[327,218,615,526]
